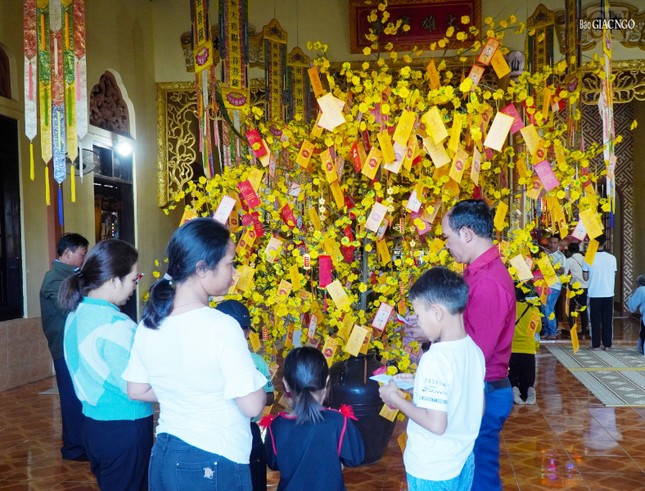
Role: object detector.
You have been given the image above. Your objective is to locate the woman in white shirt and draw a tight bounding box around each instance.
[565,242,589,337]
[124,218,266,491]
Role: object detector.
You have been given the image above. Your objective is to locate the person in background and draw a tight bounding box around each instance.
[39,232,89,461]
[264,346,364,491]
[565,242,589,338]
[124,218,266,491]
[60,239,152,490]
[625,274,645,354]
[543,235,566,340]
[510,287,540,405]
[379,267,485,490]
[216,299,275,491]
[583,234,617,350]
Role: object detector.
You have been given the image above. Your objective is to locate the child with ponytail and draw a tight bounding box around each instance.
[263,347,364,491]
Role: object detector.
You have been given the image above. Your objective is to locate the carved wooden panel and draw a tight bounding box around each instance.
[90,71,131,137]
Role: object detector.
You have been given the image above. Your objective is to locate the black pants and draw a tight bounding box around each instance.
[568,288,589,334]
[250,421,267,491]
[84,415,153,491]
[589,296,614,348]
[508,353,535,399]
[54,357,87,460]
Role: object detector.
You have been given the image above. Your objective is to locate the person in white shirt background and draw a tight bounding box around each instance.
[542,235,567,340]
[582,234,617,350]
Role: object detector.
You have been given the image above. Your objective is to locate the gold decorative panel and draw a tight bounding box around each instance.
[157,80,266,208]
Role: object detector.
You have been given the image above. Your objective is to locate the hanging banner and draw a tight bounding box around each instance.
[263,18,288,121]
[287,46,311,122]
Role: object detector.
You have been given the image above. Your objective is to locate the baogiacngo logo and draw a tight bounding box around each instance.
[579,18,637,30]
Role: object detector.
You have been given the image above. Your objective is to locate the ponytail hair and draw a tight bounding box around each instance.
[142,218,231,329]
[58,239,139,312]
[284,347,328,425]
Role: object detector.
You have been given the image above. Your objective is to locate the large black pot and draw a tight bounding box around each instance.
[326,354,396,465]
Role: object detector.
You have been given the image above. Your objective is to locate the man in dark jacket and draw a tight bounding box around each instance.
[40,233,89,460]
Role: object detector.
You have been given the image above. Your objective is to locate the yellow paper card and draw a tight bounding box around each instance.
[483,112,514,151]
[311,112,323,138]
[422,106,448,144]
[491,49,511,78]
[366,202,388,233]
[448,112,465,153]
[536,255,558,287]
[309,207,322,231]
[249,331,261,353]
[494,201,508,231]
[554,141,567,167]
[571,327,579,353]
[326,279,351,311]
[323,237,344,265]
[510,254,533,281]
[248,168,264,192]
[329,180,345,209]
[426,59,440,90]
[297,140,314,169]
[378,130,396,164]
[290,264,302,290]
[317,93,346,131]
[376,238,392,265]
[321,149,338,183]
[308,66,325,97]
[236,228,257,254]
[393,110,416,146]
[585,239,599,265]
[337,317,352,342]
[359,329,372,355]
[423,137,451,168]
[236,265,256,293]
[470,147,482,185]
[379,404,399,421]
[526,177,543,200]
[322,336,338,367]
[520,124,541,156]
[344,325,369,356]
[542,87,552,118]
[264,236,284,263]
[397,432,408,453]
[180,208,198,225]
[579,208,604,239]
[277,279,292,297]
[362,147,383,180]
[449,148,469,184]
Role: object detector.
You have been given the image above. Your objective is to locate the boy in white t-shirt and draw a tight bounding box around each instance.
[378,267,485,491]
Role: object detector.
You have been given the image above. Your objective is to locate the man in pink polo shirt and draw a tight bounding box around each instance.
[441,200,515,490]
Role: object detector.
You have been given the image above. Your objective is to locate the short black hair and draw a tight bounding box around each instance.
[568,242,580,254]
[549,234,561,241]
[595,234,607,246]
[447,199,493,239]
[56,233,89,257]
[409,267,469,315]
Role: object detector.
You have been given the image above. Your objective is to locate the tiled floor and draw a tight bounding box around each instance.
[1,318,644,490]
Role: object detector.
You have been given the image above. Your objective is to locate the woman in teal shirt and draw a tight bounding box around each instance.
[60,239,153,491]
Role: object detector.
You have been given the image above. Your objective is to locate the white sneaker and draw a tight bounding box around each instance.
[513,386,524,405]
[526,387,536,405]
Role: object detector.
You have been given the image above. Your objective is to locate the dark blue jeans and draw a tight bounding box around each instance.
[473,382,513,491]
[150,433,252,491]
[54,357,87,460]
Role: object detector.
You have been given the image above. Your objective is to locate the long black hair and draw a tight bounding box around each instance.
[58,239,138,312]
[283,347,328,425]
[142,218,231,329]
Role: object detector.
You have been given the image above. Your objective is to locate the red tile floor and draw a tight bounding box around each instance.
[1,318,644,490]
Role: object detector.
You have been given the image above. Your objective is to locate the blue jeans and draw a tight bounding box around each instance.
[407,452,474,490]
[542,288,561,336]
[150,433,252,491]
[473,383,513,491]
